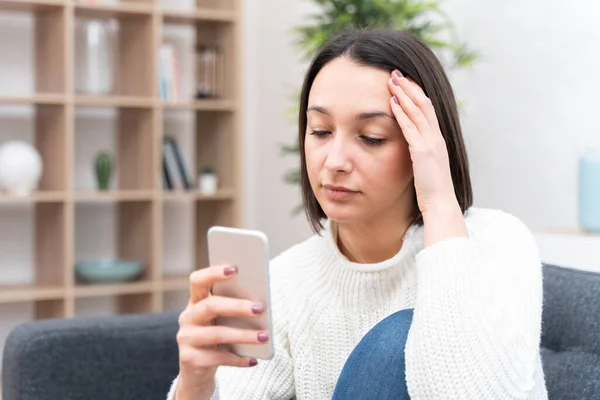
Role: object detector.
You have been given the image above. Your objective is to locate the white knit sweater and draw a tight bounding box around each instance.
[167,207,548,399]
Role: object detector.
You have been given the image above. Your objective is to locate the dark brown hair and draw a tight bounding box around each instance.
[298,28,473,233]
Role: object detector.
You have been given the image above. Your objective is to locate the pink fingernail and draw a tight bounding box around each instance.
[393,95,399,105]
[249,358,258,367]
[224,266,237,276]
[393,69,404,78]
[258,332,269,342]
[252,304,265,314]
[391,75,400,86]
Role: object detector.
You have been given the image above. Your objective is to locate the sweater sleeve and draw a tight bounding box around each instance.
[165,259,295,400]
[405,210,544,399]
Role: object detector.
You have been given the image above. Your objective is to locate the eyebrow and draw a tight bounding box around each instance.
[307,106,394,120]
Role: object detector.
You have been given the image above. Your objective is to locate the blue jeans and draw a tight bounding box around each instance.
[332,309,414,400]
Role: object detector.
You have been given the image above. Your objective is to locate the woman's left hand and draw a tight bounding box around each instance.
[387,69,469,246]
[387,69,457,215]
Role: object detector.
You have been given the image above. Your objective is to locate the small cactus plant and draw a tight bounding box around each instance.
[94,151,113,191]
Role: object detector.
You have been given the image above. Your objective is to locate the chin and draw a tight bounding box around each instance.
[318,201,363,224]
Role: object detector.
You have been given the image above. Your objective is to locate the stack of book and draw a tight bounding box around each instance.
[159,43,180,102]
[163,136,193,190]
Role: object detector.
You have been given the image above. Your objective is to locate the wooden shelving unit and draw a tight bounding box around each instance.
[0,0,243,323]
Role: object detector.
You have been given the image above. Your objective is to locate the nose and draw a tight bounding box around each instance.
[324,133,353,173]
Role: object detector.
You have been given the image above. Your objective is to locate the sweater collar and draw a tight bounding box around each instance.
[322,218,423,273]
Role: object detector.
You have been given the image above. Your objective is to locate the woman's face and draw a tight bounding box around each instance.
[305,57,415,225]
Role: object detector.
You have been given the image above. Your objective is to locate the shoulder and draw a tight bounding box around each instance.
[463,207,540,263]
[464,206,535,242]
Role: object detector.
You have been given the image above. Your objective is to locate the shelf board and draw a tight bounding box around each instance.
[162,99,236,112]
[0,0,65,12]
[0,94,66,105]
[162,188,235,202]
[74,190,155,202]
[0,284,63,304]
[0,191,66,203]
[74,281,154,298]
[162,8,236,24]
[535,228,600,238]
[162,275,190,292]
[73,2,153,19]
[75,95,154,109]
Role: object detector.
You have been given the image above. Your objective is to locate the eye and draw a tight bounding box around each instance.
[361,136,385,146]
[309,130,331,138]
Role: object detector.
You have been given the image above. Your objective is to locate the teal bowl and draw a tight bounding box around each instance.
[75,259,144,284]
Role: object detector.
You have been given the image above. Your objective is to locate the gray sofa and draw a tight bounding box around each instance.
[2,263,600,400]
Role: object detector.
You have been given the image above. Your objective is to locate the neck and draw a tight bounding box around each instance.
[336,213,415,264]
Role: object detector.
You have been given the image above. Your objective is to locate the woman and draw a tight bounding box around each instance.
[168,28,548,399]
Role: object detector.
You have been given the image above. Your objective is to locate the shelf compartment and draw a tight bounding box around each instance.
[75,200,157,285]
[75,107,155,191]
[74,10,154,98]
[0,203,67,291]
[196,113,237,191]
[0,1,67,96]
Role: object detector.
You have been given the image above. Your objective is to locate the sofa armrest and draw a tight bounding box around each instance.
[2,310,180,400]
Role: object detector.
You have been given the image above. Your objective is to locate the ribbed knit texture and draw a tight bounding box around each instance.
[167,207,548,399]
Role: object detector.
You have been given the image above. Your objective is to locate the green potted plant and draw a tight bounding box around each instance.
[281,0,479,190]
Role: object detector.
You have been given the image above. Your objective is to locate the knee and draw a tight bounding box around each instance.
[362,308,414,352]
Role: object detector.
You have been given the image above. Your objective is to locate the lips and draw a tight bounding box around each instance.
[323,184,359,201]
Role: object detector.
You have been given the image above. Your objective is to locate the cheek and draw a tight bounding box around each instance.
[365,142,413,190]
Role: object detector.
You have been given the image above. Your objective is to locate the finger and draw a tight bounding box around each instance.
[390,95,421,146]
[189,265,238,304]
[179,346,258,369]
[177,325,270,348]
[397,74,440,133]
[387,76,430,134]
[189,296,266,325]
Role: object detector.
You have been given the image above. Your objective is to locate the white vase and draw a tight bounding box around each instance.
[199,173,218,195]
[0,141,43,196]
[75,18,116,95]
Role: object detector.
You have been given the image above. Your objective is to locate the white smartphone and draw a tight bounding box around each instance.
[207,226,274,360]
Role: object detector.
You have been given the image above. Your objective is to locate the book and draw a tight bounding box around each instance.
[163,137,184,190]
[166,136,192,190]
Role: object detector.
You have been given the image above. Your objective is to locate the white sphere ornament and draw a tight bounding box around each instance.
[0,141,43,196]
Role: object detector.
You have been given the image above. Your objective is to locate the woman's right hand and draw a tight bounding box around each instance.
[174,264,270,400]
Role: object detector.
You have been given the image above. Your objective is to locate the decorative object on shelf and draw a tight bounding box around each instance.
[198,166,218,195]
[578,147,600,233]
[75,259,144,284]
[75,17,116,95]
[0,140,43,196]
[94,151,114,191]
[195,45,223,99]
[158,42,181,102]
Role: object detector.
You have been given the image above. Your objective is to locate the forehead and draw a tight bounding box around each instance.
[308,57,391,109]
